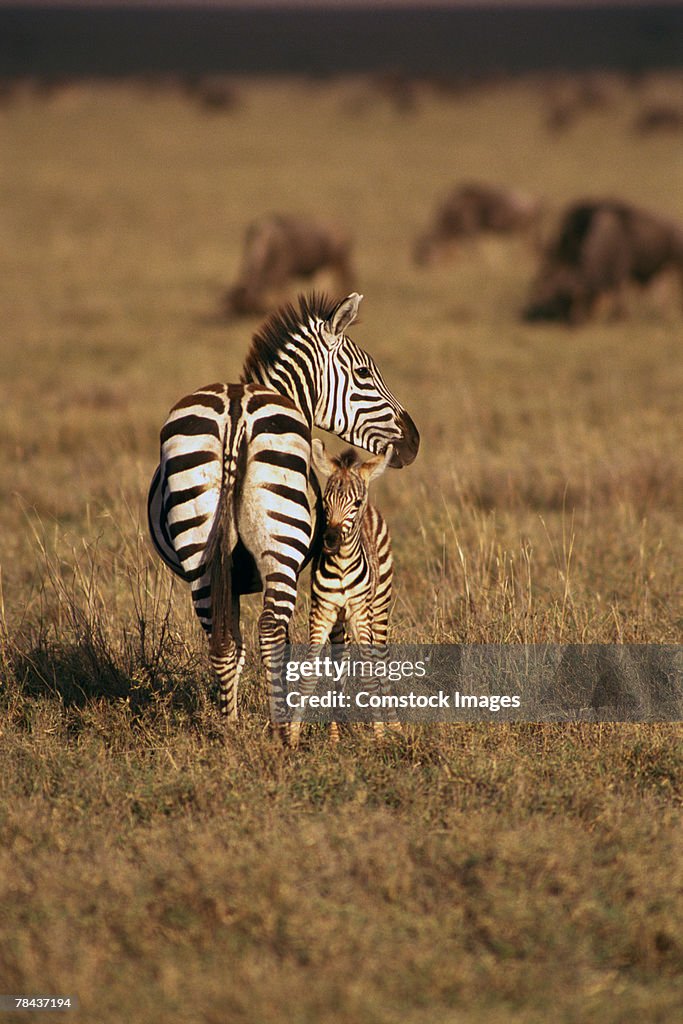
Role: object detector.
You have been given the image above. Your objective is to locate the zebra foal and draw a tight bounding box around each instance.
[291,440,397,745]
[147,292,419,735]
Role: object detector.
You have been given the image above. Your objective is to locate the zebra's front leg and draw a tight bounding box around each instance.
[328,612,347,744]
[289,601,339,749]
[348,611,390,741]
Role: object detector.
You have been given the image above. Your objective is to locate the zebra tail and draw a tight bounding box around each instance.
[208,529,232,657]
[205,431,244,656]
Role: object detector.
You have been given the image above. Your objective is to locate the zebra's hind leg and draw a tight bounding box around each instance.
[257,570,300,745]
[232,591,246,695]
[214,589,248,724]
[199,541,243,722]
[191,571,240,722]
[209,594,243,722]
[210,641,240,721]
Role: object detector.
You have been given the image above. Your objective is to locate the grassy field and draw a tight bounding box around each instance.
[1,76,682,1022]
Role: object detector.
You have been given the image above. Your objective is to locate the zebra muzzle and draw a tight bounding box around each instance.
[388,411,420,468]
[323,527,342,555]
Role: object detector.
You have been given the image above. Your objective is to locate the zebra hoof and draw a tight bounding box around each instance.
[288,722,304,749]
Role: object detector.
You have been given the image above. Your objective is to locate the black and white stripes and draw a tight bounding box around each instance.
[147,292,419,729]
[309,441,393,654]
[291,441,394,744]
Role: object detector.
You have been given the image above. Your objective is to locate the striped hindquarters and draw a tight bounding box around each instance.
[237,388,314,607]
[148,382,315,627]
[148,383,234,586]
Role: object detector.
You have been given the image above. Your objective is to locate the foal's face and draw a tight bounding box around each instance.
[312,440,391,556]
[322,469,367,555]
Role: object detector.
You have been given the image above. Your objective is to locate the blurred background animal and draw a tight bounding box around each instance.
[224,214,355,316]
[184,74,241,113]
[634,102,683,134]
[542,71,624,133]
[523,199,683,325]
[413,182,542,266]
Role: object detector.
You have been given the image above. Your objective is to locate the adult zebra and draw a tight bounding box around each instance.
[147,292,419,728]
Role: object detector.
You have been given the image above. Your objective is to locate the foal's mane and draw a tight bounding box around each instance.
[241,292,339,382]
[333,449,361,471]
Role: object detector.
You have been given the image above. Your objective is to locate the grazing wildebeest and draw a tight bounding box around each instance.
[185,75,240,113]
[372,70,421,114]
[413,183,542,266]
[523,200,683,325]
[634,103,683,134]
[341,71,422,116]
[225,215,354,316]
[543,72,623,133]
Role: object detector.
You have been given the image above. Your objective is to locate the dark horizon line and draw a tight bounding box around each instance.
[3,1,683,6]
[1,3,681,77]
[3,1,683,8]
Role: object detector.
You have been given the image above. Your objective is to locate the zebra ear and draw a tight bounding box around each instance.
[311,438,336,478]
[327,293,363,341]
[359,445,392,484]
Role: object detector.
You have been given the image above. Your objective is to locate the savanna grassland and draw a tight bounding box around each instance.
[1,76,682,1023]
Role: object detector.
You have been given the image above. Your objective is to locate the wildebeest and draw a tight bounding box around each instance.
[184,74,240,113]
[341,70,424,116]
[543,72,624,133]
[225,214,354,316]
[523,200,683,325]
[413,183,542,266]
[634,102,683,134]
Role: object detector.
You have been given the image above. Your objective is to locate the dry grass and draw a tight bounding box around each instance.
[1,76,682,1022]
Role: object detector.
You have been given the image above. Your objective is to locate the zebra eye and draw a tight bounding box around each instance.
[353,499,363,509]
[355,366,371,380]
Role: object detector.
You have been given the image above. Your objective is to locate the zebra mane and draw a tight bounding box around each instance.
[334,449,361,471]
[241,292,340,382]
